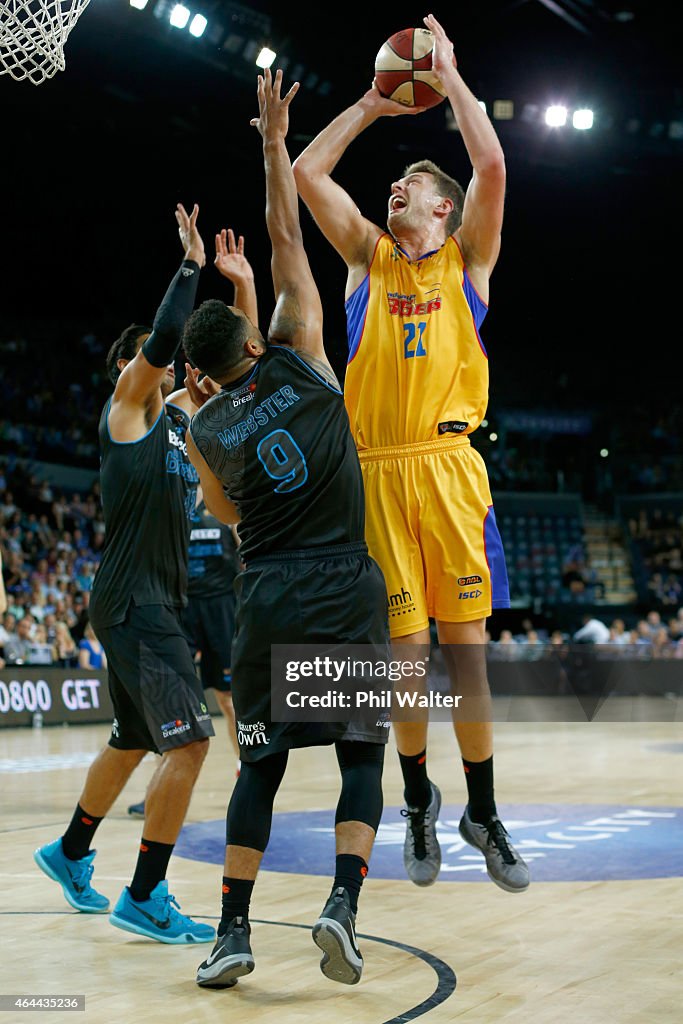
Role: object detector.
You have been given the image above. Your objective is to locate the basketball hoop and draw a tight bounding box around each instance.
[0,0,91,85]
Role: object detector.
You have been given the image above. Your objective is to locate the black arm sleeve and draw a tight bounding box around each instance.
[141,259,200,367]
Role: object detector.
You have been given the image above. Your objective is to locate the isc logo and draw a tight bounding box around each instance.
[458,589,482,600]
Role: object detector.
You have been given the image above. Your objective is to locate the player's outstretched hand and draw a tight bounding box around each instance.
[250,67,299,141]
[176,203,206,267]
[361,80,426,117]
[184,363,220,409]
[424,13,457,82]
[214,228,254,285]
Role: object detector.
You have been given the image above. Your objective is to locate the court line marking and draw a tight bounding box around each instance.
[0,912,457,1022]
[249,917,457,1024]
[0,822,75,835]
[0,815,154,835]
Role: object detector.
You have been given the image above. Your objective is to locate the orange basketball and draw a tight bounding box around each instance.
[374,27,447,108]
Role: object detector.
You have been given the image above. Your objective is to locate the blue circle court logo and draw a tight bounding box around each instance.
[176,803,682,882]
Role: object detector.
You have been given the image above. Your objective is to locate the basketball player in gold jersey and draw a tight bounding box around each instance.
[294,13,529,891]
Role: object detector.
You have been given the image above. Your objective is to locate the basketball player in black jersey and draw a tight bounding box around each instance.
[34,204,218,945]
[127,228,259,819]
[182,70,389,988]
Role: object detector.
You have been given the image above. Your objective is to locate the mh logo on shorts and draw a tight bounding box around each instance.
[238,721,270,747]
[161,718,191,739]
[388,586,416,621]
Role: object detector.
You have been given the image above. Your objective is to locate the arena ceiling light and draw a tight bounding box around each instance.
[255,46,276,69]
[189,13,207,37]
[545,105,568,127]
[169,3,190,29]
[129,0,149,8]
[572,108,594,130]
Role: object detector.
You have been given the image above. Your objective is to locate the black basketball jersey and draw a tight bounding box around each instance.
[189,345,366,561]
[187,502,238,599]
[89,398,199,628]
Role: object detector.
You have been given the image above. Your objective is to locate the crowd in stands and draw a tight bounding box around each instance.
[627,506,683,610]
[487,609,683,660]
[0,457,104,670]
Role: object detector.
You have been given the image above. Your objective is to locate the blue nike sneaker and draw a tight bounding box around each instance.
[109,881,216,944]
[33,838,110,913]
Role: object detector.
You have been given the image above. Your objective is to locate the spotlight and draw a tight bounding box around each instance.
[255,46,276,69]
[169,3,190,28]
[129,0,148,9]
[545,105,568,127]
[189,13,206,36]
[573,108,594,130]
[600,449,609,458]
[490,433,498,442]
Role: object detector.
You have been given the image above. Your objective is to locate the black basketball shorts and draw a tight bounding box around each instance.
[95,602,215,753]
[181,592,236,692]
[231,542,390,763]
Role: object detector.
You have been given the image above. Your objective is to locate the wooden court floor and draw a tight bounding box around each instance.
[1,715,681,1024]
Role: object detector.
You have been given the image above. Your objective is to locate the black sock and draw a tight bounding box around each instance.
[220,876,254,934]
[332,854,367,913]
[129,839,174,902]
[398,748,431,809]
[61,803,103,861]
[462,755,497,824]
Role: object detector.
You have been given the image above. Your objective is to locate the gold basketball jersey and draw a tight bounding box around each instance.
[344,234,489,449]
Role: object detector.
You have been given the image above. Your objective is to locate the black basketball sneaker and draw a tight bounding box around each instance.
[196,916,255,988]
[312,887,363,985]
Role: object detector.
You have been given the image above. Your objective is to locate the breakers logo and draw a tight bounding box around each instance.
[388,586,416,621]
[237,721,270,747]
[458,575,483,587]
[161,718,191,738]
[231,382,256,408]
[168,429,188,456]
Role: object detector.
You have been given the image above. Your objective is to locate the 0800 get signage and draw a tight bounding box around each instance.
[0,669,113,726]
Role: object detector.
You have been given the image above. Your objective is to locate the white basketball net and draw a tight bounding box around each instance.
[0,0,91,85]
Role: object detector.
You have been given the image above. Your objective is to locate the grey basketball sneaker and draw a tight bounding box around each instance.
[401,781,442,887]
[196,916,255,988]
[459,809,530,892]
[312,887,363,985]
